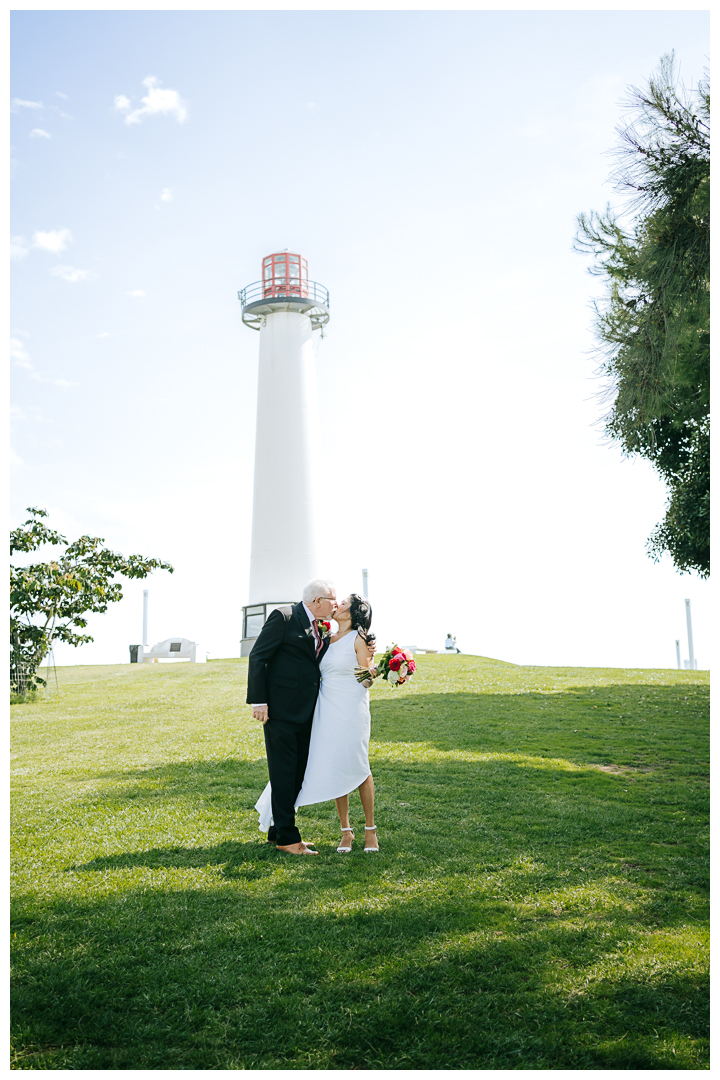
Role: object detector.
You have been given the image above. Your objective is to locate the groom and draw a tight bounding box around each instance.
[247,579,337,855]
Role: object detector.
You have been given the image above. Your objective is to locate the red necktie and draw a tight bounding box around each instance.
[312,620,322,657]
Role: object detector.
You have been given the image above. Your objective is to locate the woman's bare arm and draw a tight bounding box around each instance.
[355,634,377,673]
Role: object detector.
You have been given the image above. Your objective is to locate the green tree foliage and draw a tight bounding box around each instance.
[10,508,173,696]
[575,54,709,577]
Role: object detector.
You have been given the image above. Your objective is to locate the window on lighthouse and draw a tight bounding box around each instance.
[260,253,310,298]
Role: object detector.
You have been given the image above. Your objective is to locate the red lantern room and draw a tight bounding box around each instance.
[262,250,309,299]
[238,250,329,331]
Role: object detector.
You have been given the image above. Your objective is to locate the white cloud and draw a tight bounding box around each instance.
[10,405,26,420]
[12,98,43,109]
[50,105,73,119]
[32,228,72,254]
[126,290,146,298]
[10,338,74,386]
[50,265,95,283]
[160,187,173,202]
[30,128,51,139]
[55,91,69,100]
[115,76,187,126]
[11,337,32,369]
[97,332,111,339]
[10,447,23,466]
[10,236,29,260]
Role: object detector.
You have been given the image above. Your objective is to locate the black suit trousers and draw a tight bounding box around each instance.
[263,715,314,845]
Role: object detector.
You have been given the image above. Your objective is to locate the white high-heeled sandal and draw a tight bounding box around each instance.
[337,827,354,853]
[364,825,379,852]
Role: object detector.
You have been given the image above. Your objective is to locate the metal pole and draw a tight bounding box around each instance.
[684,599,695,669]
[143,589,149,647]
[362,569,368,599]
[675,640,681,670]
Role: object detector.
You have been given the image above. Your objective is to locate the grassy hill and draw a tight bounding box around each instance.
[11,655,708,1069]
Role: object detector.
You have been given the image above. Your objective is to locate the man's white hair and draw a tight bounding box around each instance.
[303,578,334,604]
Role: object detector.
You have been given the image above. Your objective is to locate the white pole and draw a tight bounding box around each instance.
[143,589,149,647]
[684,599,695,669]
[362,568,368,599]
[675,640,681,670]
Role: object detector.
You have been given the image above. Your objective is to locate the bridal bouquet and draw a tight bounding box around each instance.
[355,644,416,687]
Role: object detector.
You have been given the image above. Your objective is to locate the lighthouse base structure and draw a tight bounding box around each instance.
[241,308,322,655]
[240,602,295,656]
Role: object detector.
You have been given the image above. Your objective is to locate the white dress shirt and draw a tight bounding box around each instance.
[302,601,321,649]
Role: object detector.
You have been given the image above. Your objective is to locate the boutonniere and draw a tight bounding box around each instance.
[316,620,332,640]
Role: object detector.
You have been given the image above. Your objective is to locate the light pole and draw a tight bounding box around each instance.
[238,251,330,656]
[143,589,149,647]
[362,568,368,599]
[675,639,681,670]
[684,599,696,670]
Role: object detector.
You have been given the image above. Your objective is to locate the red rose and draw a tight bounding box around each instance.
[392,646,403,655]
[388,655,403,671]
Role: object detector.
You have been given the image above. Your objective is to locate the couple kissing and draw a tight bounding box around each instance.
[248,579,379,854]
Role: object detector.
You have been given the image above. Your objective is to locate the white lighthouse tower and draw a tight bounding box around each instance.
[239,251,330,655]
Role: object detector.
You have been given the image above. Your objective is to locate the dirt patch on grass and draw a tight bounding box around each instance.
[589,763,658,775]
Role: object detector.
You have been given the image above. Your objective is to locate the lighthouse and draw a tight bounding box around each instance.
[238,251,330,656]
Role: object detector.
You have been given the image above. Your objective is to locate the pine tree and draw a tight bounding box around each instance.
[575,53,709,577]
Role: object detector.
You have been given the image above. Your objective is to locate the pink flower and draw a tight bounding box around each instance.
[407,659,416,673]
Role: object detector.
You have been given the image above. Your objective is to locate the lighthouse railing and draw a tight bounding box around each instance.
[238,280,330,309]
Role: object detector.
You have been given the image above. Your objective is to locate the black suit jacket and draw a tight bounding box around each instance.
[246,602,330,724]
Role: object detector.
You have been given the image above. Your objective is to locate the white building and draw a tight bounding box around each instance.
[238,251,330,655]
[130,638,206,663]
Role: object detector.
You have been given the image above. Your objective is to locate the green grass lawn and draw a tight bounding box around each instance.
[11,654,709,1070]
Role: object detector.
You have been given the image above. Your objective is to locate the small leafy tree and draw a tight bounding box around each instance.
[575,54,709,577]
[10,508,173,697]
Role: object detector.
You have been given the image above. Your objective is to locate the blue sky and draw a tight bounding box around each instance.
[10,10,710,669]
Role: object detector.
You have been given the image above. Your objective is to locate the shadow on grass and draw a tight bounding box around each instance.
[11,877,708,1069]
[369,684,709,767]
[73,839,278,878]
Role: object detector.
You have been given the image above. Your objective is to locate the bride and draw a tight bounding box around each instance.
[255,593,380,852]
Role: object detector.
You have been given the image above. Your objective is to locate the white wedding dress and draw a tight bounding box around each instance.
[255,631,371,832]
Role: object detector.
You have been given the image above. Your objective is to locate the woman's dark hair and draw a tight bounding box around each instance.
[348,593,373,638]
